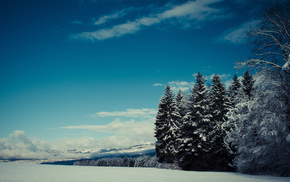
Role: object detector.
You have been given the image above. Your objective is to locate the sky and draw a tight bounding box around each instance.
[0,0,277,160]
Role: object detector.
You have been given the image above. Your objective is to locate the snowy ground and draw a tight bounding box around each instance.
[1,163,289,182]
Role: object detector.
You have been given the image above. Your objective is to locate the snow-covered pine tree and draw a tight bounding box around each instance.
[208,74,232,171]
[241,70,255,100]
[191,73,213,170]
[155,95,167,163]
[155,86,181,164]
[178,73,212,170]
[176,89,188,119]
[228,74,241,107]
[175,89,188,165]
[222,74,242,163]
[164,86,182,163]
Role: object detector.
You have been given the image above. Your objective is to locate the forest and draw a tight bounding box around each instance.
[155,2,290,176]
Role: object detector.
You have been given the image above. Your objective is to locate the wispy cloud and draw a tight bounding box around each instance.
[153,83,165,87]
[62,118,154,136]
[72,21,141,41]
[218,20,258,44]
[72,0,225,41]
[94,108,157,118]
[158,0,222,21]
[71,20,83,25]
[93,8,132,26]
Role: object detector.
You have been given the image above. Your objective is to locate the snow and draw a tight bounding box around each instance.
[1,163,289,182]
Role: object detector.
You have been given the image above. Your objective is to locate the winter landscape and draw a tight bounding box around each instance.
[1,0,290,181]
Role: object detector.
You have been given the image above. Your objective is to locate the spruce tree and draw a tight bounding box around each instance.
[228,74,241,106]
[176,89,188,119]
[209,74,232,171]
[241,71,255,100]
[155,95,167,163]
[178,73,212,170]
[191,73,212,169]
[155,86,181,163]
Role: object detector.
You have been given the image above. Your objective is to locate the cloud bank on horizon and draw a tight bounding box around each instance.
[0,108,157,160]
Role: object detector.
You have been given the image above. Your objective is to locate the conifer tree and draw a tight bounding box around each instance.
[155,95,167,163]
[241,71,255,100]
[178,73,212,170]
[176,89,188,119]
[155,86,181,163]
[228,74,241,106]
[209,74,232,171]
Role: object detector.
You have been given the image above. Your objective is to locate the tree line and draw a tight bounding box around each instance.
[74,155,179,169]
[154,1,290,176]
[155,71,252,171]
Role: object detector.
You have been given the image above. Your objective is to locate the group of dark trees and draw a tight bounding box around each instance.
[74,155,181,169]
[155,71,254,171]
[74,156,159,168]
[155,2,290,176]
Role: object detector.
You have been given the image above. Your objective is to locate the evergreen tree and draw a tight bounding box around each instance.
[228,74,241,106]
[176,89,188,119]
[223,75,242,165]
[178,73,212,170]
[155,95,167,163]
[155,86,181,163]
[209,74,232,171]
[191,73,212,170]
[241,71,255,100]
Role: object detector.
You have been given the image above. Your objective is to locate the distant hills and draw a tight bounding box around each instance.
[42,143,156,165]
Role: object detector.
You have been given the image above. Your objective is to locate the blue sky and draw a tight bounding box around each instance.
[0,0,277,159]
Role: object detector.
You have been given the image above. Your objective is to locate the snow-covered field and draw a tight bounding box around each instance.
[0,163,289,182]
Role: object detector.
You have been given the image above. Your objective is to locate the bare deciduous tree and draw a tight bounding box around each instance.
[237,1,290,75]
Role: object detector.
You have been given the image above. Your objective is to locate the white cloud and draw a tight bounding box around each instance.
[153,83,164,87]
[0,108,155,160]
[72,21,141,41]
[62,118,155,144]
[60,117,155,150]
[0,130,92,160]
[0,124,156,160]
[72,0,225,41]
[93,8,130,26]
[169,81,195,93]
[218,20,259,44]
[158,0,222,21]
[94,108,157,118]
[71,20,83,25]
[138,17,160,26]
[62,118,135,133]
